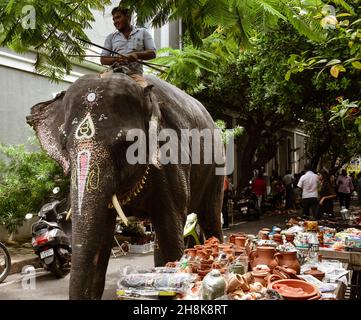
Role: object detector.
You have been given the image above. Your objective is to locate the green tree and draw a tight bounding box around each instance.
[0,0,111,81]
[0,0,342,81]
[0,137,69,235]
[122,0,334,46]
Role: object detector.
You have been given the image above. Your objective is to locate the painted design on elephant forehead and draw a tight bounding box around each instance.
[115,130,124,140]
[81,87,104,108]
[75,113,95,140]
[77,150,91,215]
[99,114,108,122]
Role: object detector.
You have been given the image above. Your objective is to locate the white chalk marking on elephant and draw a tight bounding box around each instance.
[77,150,91,215]
[75,113,96,140]
[98,114,108,122]
[81,87,104,108]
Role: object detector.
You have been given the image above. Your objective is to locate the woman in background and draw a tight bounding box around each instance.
[317,168,337,219]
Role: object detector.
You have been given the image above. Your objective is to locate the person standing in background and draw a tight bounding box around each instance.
[337,169,354,209]
[317,168,336,219]
[297,163,319,219]
[252,172,267,212]
[283,170,295,214]
[356,172,361,204]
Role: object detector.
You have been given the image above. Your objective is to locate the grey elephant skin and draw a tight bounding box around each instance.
[26,74,224,300]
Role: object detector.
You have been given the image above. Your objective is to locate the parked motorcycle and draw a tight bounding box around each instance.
[25,187,71,278]
[236,186,260,220]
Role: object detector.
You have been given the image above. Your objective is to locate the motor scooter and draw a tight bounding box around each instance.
[236,185,260,220]
[25,187,71,278]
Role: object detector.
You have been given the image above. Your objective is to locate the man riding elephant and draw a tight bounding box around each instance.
[100,6,156,87]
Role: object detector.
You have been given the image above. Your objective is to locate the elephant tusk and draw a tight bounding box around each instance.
[112,195,129,226]
[66,208,72,221]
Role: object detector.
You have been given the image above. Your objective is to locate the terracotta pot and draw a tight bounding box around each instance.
[274,251,300,274]
[235,236,247,248]
[197,250,209,260]
[268,279,319,300]
[219,244,232,251]
[273,266,298,279]
[251,267,270,286]
[249,246,278,270]
[197,268,211,279]
[185,248,197,258]
[224,248,234,256]
[227,274,249,293]
[242,272,254,284]
[235,248,246,257]
[229,233,246,244]
[272,234,283,245]
[189,262,198,273]
[304,267,325,281]
[205,236,220,246]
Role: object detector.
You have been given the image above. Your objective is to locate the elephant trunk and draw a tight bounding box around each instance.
[69,190,117,300]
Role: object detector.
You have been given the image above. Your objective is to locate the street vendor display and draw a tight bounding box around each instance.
[117,218,356,300]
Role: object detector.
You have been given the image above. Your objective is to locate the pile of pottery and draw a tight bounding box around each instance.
[184,235,249,280]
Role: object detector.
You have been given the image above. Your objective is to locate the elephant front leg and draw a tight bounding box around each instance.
[152,213,186,267]
[69,208,117,300]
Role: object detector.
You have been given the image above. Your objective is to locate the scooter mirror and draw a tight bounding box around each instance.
[25,213,33,220]
[53,187,60,194]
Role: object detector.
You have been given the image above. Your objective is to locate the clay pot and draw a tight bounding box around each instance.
[249,246,278,270]
[285,234,295,244]
[219,244,232,251]
[274,251,300,274]
[235,236,247,248]
[273,266,298,279]
[235,248,246,257]
[268,279,319,300]
[224,248,234,256]
[251,267,270,286]
[185,248,197,258]
[229,233,246,244]
[197,268,211,280]
[243,272,254,284]
[211,244,219,255]
[197,250,209,260]
[205,236,220,246]
[227,274,249,293]
[304,267,325,281]
[272,234,283,245]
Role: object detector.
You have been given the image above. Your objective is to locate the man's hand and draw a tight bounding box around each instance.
[124,53,138,62]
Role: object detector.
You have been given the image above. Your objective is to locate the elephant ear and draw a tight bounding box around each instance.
[26,91,70,175]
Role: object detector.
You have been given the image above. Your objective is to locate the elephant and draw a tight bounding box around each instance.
[26,73,225,299]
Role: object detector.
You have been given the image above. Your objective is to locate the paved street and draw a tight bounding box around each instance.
[0,212,290,300]
[0,253,154,300]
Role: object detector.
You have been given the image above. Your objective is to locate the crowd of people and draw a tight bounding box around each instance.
[249,165,361,220]
[221,166,361,228]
